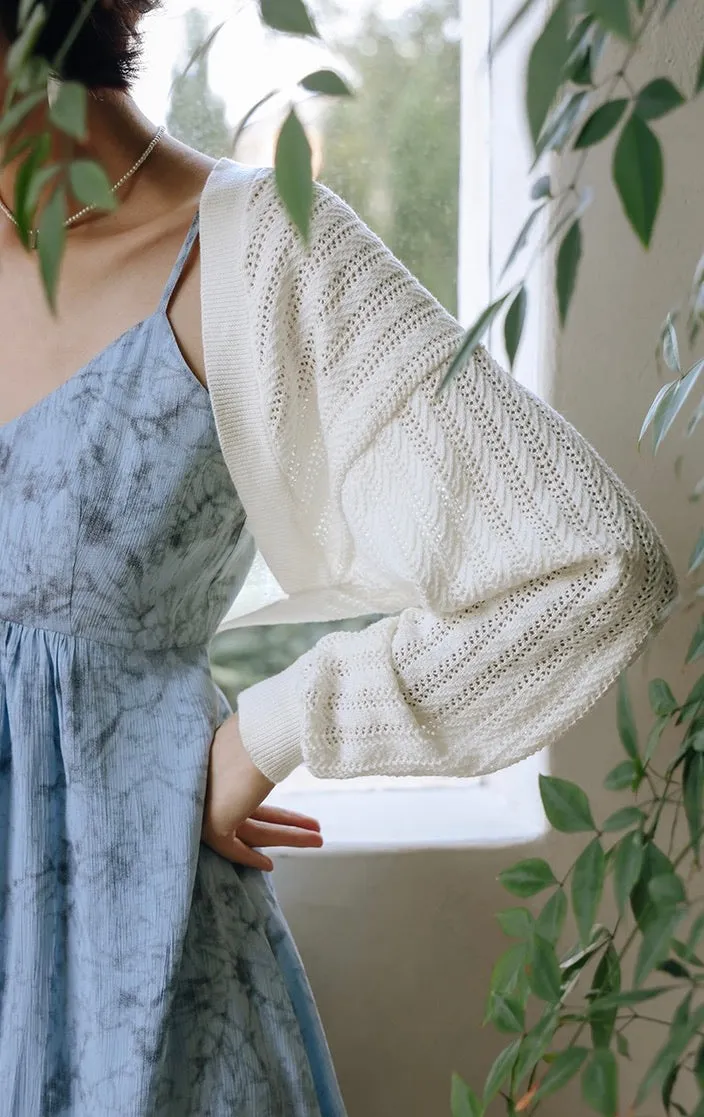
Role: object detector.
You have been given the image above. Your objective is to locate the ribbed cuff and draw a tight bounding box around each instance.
[235,662,305,784]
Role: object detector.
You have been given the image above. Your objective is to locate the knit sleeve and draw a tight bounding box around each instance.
[231,171,679,784]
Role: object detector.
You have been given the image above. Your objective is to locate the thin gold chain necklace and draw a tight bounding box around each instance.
[0,124,166,249]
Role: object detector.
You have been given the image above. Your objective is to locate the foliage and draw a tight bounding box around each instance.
[0,0,351,302]
[445,2,704,1115]
[436,0,704,392]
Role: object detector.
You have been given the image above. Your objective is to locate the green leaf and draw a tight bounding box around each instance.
[68,160,117,212]
[12,131,49,241]
[673,936,704,967]
[504,286,527,369]
[634,907,686,985]
[435,295,511,397]
[588,986,670,1013]
[613,830,643,914]
[582,1049,618,1117]
[490,943,530,999]
[498,858,558,897]
[527,933,562,1002]
[604,758,640,790]
[535,90,589,162]
[697,47,704,95]
[37,186,66,311]
[22,163,58,220]
[638,380,677,448]
[590,942,621,1048]
[655,362,704,451]
[500,207,546,278]
[616,672,639,759]
[631,843,676,931]
[564,15,596,86]
[18,0,39,29]
[635,1005,704,1107]
[451,1075,484,1117]
[683,750,704,859]
[482,1039,521,1104]
[484,991,525,1033]
[655,359,704,453]
[602,807,644,832]
[299,69,352,97]
[688,529,704,575]
[613,112,664,248]
[648,873,686,907]
[561,926,610,978]
[534,1047,589,1102]
[536,889,567,945]
[686,615,704,664]
[260,0,319,37]
[661,311,681,373]
[636,78,686,121]
[12,53,50,98]
[656,958,690,979]
[49,80,87,140]
[644,716,668,766]
[0,89,45,137]
[694,1039,704,1091]
[556,220,582,327]
[513,1007,560,1088]
[574,99,628,148]
[587,0,631,40]
[274,108,313,247]
[572,837,605,946]
[530,174,551,200]
[5,1,46,76]
[539,774,595,832]
[649,678,678,717]
[496,907,535,940]
[526,1,570,148]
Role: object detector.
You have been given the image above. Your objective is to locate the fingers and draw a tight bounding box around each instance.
[249,804,322,831]
[202,828,275,872]
[237,819,325,849]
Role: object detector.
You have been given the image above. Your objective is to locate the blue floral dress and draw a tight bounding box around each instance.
[0,211,348,1117]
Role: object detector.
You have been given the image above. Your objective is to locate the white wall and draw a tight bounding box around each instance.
[271,2,704,1114]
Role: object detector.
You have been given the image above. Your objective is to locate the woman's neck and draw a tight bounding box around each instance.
[0,83,160,227]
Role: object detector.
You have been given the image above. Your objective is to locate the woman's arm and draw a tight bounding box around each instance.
[216,170,679,784]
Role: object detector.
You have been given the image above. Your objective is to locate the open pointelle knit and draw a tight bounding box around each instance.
[197,157,679,786]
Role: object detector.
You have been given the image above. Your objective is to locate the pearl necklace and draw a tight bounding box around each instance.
[0,124,166,249]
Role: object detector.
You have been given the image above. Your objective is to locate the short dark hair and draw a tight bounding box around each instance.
[0,0,162,90]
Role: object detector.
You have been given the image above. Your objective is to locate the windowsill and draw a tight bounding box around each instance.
[267,780,549,855]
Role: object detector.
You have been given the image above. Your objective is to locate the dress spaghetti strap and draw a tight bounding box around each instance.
[157,208,201,315]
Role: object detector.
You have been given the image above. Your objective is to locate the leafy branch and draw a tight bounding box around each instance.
[434,0,704,395]
[449,3,704,1115]
[0,0,353,304]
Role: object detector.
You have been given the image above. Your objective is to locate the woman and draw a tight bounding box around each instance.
[0,1,678,1114]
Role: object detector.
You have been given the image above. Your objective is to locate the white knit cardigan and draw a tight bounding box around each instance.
[197,156,679,786]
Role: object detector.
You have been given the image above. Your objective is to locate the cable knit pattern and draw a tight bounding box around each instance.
[199,158,679,785]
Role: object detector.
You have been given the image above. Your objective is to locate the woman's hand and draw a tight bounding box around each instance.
[201,711,323,871]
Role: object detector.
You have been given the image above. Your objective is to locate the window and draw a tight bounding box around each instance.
[134,0,549,847]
